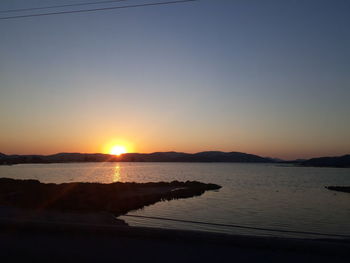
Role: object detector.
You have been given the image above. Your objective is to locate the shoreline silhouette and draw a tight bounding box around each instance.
[0,178,220,216]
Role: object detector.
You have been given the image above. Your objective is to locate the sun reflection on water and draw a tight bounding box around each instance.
[113,164,121,182]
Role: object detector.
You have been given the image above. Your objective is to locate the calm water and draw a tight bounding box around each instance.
[1,162,350,238]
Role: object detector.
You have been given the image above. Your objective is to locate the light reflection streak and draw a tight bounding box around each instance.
[113,164,121,182]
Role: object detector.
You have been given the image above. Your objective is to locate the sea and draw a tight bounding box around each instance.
[1,162,349,239]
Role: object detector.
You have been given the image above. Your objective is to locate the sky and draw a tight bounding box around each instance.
[0,0,349,160]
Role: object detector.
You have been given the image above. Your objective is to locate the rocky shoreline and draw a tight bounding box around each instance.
[0,178,221,216]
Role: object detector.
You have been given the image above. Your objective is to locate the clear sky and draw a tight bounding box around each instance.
[0,0,349,159]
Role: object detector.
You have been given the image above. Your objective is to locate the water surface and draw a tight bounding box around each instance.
[1,162,349,238]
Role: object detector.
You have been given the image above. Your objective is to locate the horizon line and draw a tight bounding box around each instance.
[1,151,349,162]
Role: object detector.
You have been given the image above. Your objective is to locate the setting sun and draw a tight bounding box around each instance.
[109,146,127,156]
[102,139,133,156]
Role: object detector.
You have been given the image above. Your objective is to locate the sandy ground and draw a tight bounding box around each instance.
[2,231,348,263]
[0,208,349,263]
[0,206,126,225]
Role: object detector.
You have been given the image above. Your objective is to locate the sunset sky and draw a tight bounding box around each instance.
[1,0,349,159]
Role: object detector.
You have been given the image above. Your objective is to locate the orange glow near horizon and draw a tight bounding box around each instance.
[109,145,127,156]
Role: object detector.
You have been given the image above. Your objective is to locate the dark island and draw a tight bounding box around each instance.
[301,155,350,168]
[325,186,350,193]
[0,178,220,216]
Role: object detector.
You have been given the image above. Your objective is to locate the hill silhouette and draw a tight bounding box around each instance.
[0,151,273,165]
[301,155,350,168]
[2,152,350,167]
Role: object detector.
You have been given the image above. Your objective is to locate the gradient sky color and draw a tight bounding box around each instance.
[1,0,349,159]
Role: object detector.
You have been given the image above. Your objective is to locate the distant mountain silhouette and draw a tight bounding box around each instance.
[2,152,348,167]
[0,151,273,165]
[301,155,350,168]
[120,151,273,162]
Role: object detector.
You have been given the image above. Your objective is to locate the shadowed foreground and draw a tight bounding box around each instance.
[0,219,349,263]
[0,178,220,216]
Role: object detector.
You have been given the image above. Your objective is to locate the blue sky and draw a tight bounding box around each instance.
[0,0,349,159]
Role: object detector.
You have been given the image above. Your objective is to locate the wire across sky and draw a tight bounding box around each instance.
[0,0,131,14]
[0,0,200,20]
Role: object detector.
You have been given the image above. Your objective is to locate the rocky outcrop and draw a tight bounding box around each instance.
[0,178,221,216]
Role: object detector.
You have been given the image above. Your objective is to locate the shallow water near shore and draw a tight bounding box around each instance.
[1,162,350,238]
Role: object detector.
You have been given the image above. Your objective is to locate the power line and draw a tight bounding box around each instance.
[0,0,131,14]
[0,0,199,20]
[122,214,350,239]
